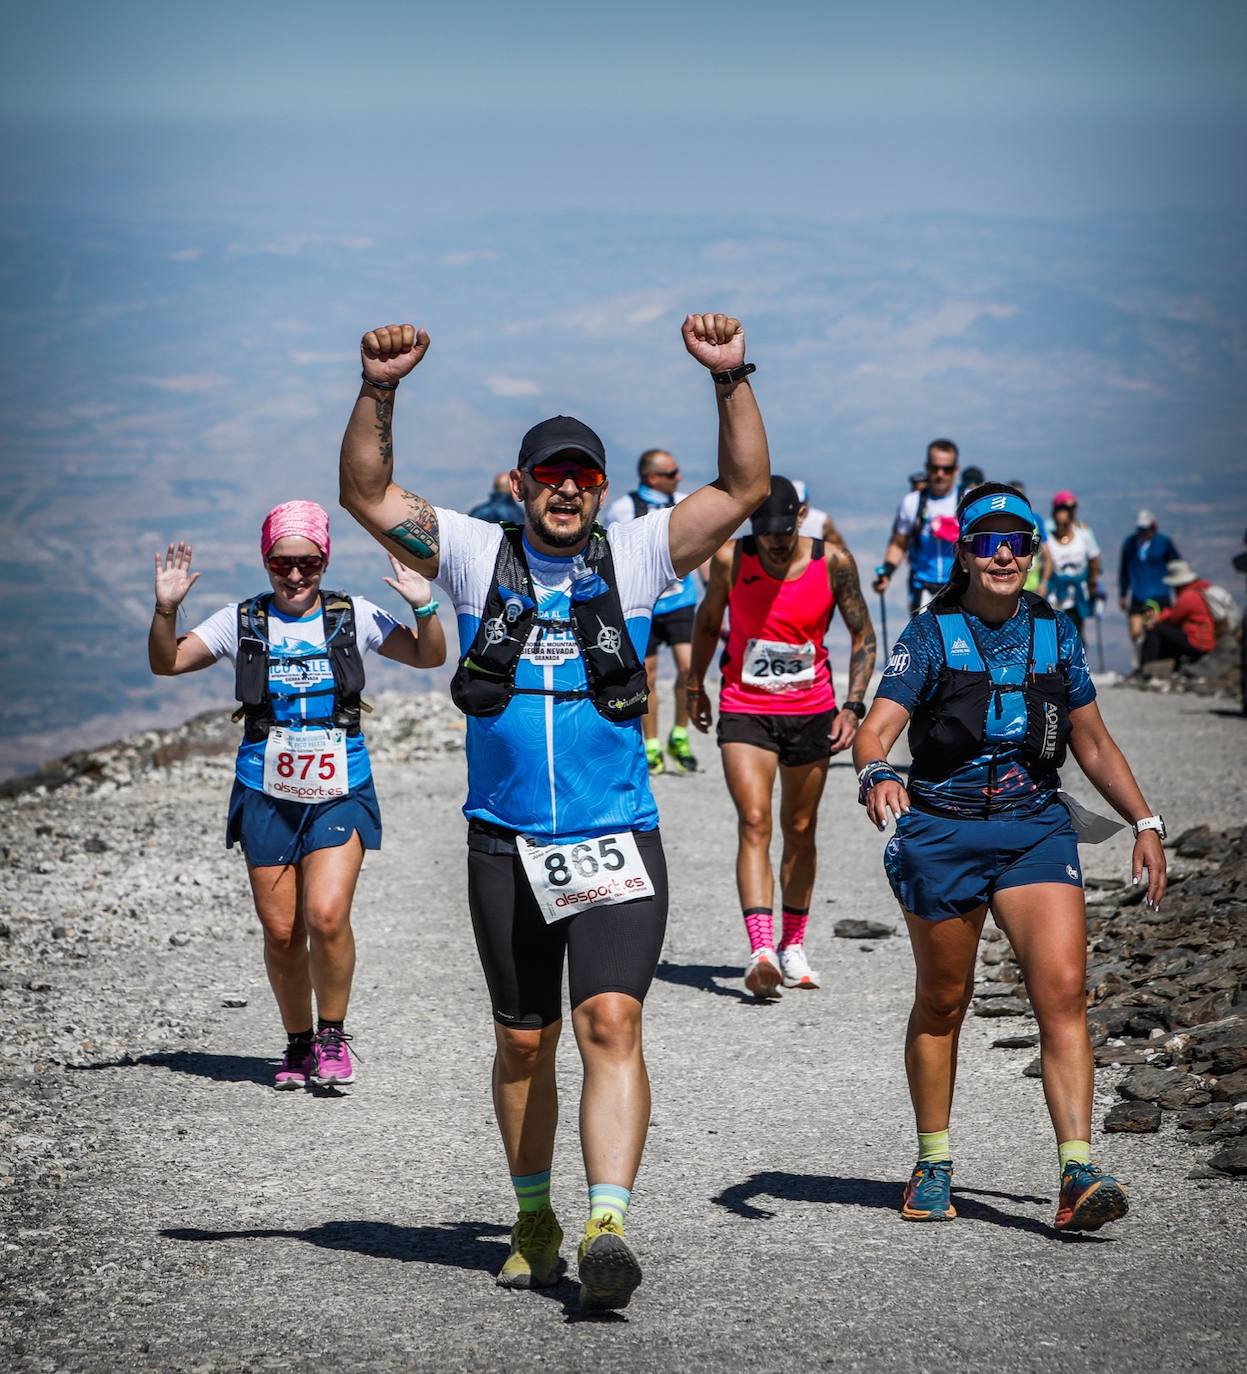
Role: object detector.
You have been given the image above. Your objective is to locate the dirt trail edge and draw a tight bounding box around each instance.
[2,688,1245,1373]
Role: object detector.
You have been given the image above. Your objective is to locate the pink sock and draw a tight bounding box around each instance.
[780,908,809,949]
[743,908,773,953]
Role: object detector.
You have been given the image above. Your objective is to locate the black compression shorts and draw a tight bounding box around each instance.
[466,823,669,1029]
[645,604,695,656]
[716,710,835,768]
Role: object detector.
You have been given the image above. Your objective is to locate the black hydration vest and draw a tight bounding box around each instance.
[908,592,1071,781]
[449,523,650,723]
[232,591,367,742]
[630,490,672,518]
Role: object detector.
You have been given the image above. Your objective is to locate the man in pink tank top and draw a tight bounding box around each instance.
[687,476,877,998]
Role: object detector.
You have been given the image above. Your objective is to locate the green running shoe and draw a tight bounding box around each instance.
[666,727,698,773]
[645,738,666,775]
[496,1206,565,1289]
[577,1214,642,1311]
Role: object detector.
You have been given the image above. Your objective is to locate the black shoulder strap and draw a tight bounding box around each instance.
[914,486,930,535]
[811,538,825,561]
[630,492,648,519]
[740,535,758,557]
[234,593,274,740]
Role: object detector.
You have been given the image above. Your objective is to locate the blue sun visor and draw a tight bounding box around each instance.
[959,490,1038,535]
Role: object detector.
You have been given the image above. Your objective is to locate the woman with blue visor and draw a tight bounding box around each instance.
[853,483,1167,1233]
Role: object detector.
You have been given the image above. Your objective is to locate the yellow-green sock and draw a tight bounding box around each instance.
[918,1128,951,1162]
[1058,1139,1091,1172]
[588,1183,631,1226]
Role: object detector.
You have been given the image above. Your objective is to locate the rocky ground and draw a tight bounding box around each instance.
[1,685,1245,1373]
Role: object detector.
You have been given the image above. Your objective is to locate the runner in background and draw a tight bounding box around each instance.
[792,479,847,549]
[958,465,986,501]
[1008,480,1054,594]
[1139,560,1215,670]
[688,476,876,998]
[469,472,522,524]
[1119,510,1181,656]
[339,313,770,1312]
[873,439,963,614]
[147,503,445,1091]
[1046,491,1101,639]
[603,450,701,775]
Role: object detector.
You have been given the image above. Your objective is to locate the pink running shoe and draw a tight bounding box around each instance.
[275,1041,315,1091]
[311,1027,356,1086]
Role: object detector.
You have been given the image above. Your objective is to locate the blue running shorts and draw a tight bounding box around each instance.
[883,798,1082,922]
[226,777,382,867]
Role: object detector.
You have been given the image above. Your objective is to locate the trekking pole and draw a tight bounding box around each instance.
[1093,592,1106,673]
[877,589,890,656]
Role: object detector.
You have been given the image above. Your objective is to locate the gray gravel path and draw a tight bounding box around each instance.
[2,687,1245,1373]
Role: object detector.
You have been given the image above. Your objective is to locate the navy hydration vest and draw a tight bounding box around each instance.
[449,523,650,723]
[232,592,366,742]
[908,592,1071,780]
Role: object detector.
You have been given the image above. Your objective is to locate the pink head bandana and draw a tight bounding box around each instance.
[261,500,331,562]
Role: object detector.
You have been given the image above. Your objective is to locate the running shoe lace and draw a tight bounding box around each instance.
[912,1161,952,1199]
[317,1028,362,1062]
[515,1209,556,1247]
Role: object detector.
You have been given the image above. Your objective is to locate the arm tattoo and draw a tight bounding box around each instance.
[831,552,877,700]
[384,490,439,561]
[374,395,394,467]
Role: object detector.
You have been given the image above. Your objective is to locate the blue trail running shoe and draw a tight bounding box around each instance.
[1054,1161,1128,1232]
[900,1159,955,1221]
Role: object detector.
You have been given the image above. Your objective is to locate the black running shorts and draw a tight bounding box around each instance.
[645,604,695,656]
[466,823,669,1029]
[716,710,834,768]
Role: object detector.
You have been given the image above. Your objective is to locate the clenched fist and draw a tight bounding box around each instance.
[361,323,430,386]
[682,313,746,373]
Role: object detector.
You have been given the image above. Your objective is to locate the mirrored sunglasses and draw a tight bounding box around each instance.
[528,462,607,490]
[266,555,325,575]
[962,530,1035,559]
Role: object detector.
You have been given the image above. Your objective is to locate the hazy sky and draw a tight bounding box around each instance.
[4,1,1246,223]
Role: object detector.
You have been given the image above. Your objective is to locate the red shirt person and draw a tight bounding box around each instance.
[1140,561,1215,666]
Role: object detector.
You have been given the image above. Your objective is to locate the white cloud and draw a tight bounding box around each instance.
[291,350,350,366]
[486,374,540,398]
[140,373,229,393]
[166,248,202,262]
[441,249,502,267]
[225,234,375,258]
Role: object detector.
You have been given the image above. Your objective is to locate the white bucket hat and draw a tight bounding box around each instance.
[1162,560,1198,587]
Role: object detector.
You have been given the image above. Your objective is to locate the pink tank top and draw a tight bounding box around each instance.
[720,539,837,716]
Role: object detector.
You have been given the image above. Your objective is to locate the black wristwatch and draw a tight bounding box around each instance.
[842,701,867,720]
[711,362,756,386]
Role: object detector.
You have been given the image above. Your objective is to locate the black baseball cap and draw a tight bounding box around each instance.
[750,475,801,535]
[517,416,607,472]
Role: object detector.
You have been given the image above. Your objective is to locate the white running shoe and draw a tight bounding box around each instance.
[779,943,820,989]
[744,948,783,999]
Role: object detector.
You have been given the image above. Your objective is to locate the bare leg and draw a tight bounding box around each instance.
[573,993,648,1187]
[991,883,1093,1144]
[492,1021,562,1176]
[903,907,986,1131]
[721,742,779,911]
[778,758,829,910]
[671,641,692,729]
[298,835,365,1022]
[247,861,312,1031]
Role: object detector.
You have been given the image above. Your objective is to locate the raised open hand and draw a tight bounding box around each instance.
[154,541,201,613]
[682,313,746,372]
[382,551,434,609]
[361,323,431,386]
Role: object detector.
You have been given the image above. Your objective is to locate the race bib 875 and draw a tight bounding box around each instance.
[517,831,655,924]
[262,726,349,803]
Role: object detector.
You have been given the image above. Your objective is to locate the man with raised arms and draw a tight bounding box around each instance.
[339,315,770,1312]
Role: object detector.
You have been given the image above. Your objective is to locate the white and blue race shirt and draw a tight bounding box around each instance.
[603,487,698,616]
[190,596,400,792]
[434,506,677,840]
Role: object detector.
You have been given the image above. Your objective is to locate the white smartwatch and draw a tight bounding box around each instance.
[1132,814,1166,840]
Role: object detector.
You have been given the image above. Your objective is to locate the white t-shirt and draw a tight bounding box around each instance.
[1049,524,1101,579]
[190,595,402,791]
[433,505,677,837]
[799,505,830,539]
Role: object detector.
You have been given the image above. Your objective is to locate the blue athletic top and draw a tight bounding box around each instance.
[876,598,1096,818]
[189,596,400,793]
[435,507,677,840]
[1118,530,1180,605]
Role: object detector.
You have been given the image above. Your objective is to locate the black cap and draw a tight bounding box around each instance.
[961,465,985,487]
[750,475,801,535]
[517,416,607,472]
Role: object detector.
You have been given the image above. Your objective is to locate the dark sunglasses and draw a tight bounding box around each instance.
[266,555,325,575]
[528,461,607,491]
[649,468,680,479]
[926,463,957,475]
[962,530,1035,559]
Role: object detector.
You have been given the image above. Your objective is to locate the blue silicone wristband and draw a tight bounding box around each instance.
[412,600,439,619]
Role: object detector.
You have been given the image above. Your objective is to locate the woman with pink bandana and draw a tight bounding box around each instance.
[148,500,445,1090]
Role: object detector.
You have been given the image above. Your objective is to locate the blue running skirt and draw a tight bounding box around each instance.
[226,776,382,867]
